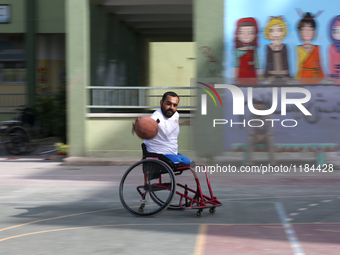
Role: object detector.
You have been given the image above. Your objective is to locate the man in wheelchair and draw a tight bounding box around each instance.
[143,91,191,167]
[122,92,221,216]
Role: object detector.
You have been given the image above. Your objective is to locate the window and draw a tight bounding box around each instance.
[0,61,26,83]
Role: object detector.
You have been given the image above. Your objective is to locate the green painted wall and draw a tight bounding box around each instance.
[149,42,196,87]
[36,0,65,33]
[0,0,65,33]
[86,117,191,158]
[0,0,25,33]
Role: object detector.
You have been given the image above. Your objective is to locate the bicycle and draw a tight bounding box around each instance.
[0,106,45,155]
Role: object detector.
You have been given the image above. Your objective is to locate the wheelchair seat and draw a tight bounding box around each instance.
[141,143,189,171]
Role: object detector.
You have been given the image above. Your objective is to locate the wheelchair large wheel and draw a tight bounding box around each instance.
[4,126,31,155]
[119,159,176,216]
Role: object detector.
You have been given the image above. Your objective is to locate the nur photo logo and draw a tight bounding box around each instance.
[197,82,223,115]
[197,83,313,128]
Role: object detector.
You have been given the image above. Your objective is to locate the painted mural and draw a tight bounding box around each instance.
[225,0,340,85]
[223,0,340,151]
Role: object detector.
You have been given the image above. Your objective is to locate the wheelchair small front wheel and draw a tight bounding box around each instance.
[119,159,176,216]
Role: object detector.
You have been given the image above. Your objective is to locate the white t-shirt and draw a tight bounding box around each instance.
[144,108,179,155]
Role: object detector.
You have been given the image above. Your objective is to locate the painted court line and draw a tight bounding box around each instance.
[194,224,208,255]
[0,208,120,232]
[275,202,305,255]
[193,202,305,255]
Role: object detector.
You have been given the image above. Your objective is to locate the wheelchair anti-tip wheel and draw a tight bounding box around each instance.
[119,159,176,216]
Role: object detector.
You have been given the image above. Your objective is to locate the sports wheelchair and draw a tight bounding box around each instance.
[119,144,222,216]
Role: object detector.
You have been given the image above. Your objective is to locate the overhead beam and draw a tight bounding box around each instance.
[131,21,192,29]
[120,14,192,22]
[99,0,192,6]
[138,27,192,35]
[107,5,192,15]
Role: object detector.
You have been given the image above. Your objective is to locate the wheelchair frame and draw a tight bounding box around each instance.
[119,144,222,216]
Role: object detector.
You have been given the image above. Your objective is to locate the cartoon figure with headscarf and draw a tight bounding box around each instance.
[295,10,325,84]
[233,17,260,85]
[263,16,290,84]
[328,15,340,84]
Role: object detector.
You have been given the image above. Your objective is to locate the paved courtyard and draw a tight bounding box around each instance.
[0,157,340,255]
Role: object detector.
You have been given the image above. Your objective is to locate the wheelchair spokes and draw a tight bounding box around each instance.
[120,159,176,216]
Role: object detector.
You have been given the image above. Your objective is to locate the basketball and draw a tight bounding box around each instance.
[133,116,159,139]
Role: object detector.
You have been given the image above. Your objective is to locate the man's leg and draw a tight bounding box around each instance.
[177,154,191,165]
[164,154,191,165]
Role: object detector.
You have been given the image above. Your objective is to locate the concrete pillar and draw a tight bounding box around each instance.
[25,0,36,108]
[193,0,225,159]
[194,0,224,78]
[66,0,90,156]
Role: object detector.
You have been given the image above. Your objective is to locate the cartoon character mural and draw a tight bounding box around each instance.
[263,16,290,84]
[233,17,260,85]
[328,15,340,84]
[295,10,325,84]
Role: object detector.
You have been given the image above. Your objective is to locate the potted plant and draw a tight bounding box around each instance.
[54,142,69,161]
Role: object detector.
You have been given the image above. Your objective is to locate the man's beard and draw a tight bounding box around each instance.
[161,106,175,118]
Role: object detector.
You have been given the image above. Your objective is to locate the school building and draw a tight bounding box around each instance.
[3,0,336,159]
[0,0,224,158]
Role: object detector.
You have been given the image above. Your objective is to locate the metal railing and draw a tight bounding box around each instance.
[0,93,26,111]
[87,86,196,111]
[0,87,196,116]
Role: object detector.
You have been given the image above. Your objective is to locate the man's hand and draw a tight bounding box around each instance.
[132,117,140,135]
